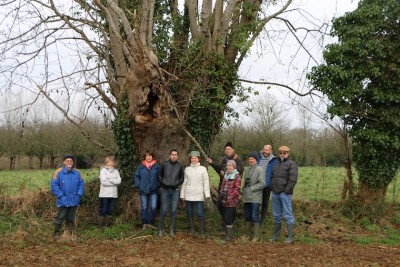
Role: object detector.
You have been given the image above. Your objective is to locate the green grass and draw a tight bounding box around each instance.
[0,169,99,195]
[1,167,398,203]
[209,167,400,203]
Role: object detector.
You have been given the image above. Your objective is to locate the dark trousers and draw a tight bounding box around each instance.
[54,206,78,225]
[222,206,237,225]
[261,187,271,222]
[99,197,117,217]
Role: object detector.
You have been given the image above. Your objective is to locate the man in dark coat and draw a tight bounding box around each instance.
[270,146,298,244]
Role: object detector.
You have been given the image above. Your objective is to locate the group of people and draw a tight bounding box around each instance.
[50,142,298,243]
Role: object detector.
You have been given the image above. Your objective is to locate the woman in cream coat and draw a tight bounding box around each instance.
[180,151,211,236]
[99,156,121,228]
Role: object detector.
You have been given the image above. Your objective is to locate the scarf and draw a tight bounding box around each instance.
[224,169,239,180]
[142,159,157,169]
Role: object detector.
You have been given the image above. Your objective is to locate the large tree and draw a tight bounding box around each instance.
[0,0,321,179]
[308,0,400,214]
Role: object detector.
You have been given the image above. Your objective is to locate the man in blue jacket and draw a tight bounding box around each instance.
[257,145,278,226]
[51,155,85,237]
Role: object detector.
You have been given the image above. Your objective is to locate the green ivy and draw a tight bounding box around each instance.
[111,94,136,181]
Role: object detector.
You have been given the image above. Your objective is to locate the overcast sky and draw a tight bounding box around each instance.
[236,0,359,129]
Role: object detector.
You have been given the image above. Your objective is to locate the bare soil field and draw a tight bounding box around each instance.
[1,232,399,266]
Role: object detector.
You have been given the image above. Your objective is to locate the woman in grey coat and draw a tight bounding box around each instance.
[242,152,266,241]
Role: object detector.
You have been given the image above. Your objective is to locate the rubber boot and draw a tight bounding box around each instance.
[53,223,62,237]
[269,223,281,242]
[98,216,105,230]
[104,215,111,227]
[260,206,267,226]
[188,217,195,234]
[284,224,295,244]
[66,221,75,235]
[252,223,261,242]
[199,218,205,237]
[158,216,164,237]
[245,221,253,239]
[169,217,176,237]
[225,225,234,241]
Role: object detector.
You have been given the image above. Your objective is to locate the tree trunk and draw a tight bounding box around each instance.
[341,159,354,200]
[347,181,387,221]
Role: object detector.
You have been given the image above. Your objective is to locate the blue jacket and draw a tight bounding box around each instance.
[258,155,278,187]
[265,156,278,187]
[134,162,160,194]
[51,166,85,207]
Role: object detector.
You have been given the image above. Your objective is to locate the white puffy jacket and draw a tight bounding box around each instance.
[99,166,121,198]
[180,163,211,201]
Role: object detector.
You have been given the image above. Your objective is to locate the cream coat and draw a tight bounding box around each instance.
[180,163,211,201]
[99,166,121,198]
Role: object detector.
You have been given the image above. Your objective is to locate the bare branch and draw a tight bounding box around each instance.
[37,85,112,153]
[239,78,319,97]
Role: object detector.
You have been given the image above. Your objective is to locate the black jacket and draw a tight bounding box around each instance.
[271,157,298,195]
[210,153,244,189]
[158,160,184,189]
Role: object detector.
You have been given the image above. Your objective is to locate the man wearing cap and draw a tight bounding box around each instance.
[270,146,298,244]
[242,152,266,242]
[257,145,278,226]
[50,155,85,237]
[158,149,185,237]
[206,142,244,223]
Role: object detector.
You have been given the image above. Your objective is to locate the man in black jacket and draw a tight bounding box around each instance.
[270,146,298,244]
[158,149,184,237]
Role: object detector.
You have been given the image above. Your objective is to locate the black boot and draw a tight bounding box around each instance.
[104,215,111,227]
[188,217,195,234]
[169,217,176,237]
[66,221,75,235]
[199,218,205,236]
[225,225,234,241]
[53,223,62,237]
[284,224,295,244]
[158,216,164,237]
[260,206,267,226]
[98,216,105,230]
[269,223,281,242]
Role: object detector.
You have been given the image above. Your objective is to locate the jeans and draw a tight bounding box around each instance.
[99,197,117,217]
[140,193,158,224]
[271,192,295,224]
[54,206,78,225]
[185,201,205,220]
[243,202,260,223]
[160,188,180,219]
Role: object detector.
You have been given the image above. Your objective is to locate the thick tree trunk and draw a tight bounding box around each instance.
[341,159,354,200]
[347,181,388,221]
[125,54,192,163]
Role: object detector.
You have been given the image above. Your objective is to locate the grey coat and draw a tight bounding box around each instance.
[242,165,265,204]
[271,157,298,195]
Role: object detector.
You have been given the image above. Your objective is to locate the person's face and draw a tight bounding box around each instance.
[262,146,271,156]
[226,163,235,172]
[145,154,153,162]
[63,158,74,170]
[170,151,179,162]
[279,151,289,160]
[190,156,199,164]
[106,159,115,168]
[248,157,257,166]
[224,146,234,156]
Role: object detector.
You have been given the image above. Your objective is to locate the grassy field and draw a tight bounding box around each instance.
[1,166,399,203]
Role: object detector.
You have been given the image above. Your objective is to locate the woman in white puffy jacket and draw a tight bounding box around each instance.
[180,151,210,235]
[98,156,121,228]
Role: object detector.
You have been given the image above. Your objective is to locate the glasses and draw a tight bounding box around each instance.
[279,152,288,155]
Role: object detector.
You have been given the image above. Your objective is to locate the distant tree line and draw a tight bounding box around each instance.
[0,119,115,170]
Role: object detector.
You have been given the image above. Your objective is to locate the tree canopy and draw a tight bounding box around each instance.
[308,0,400,209]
